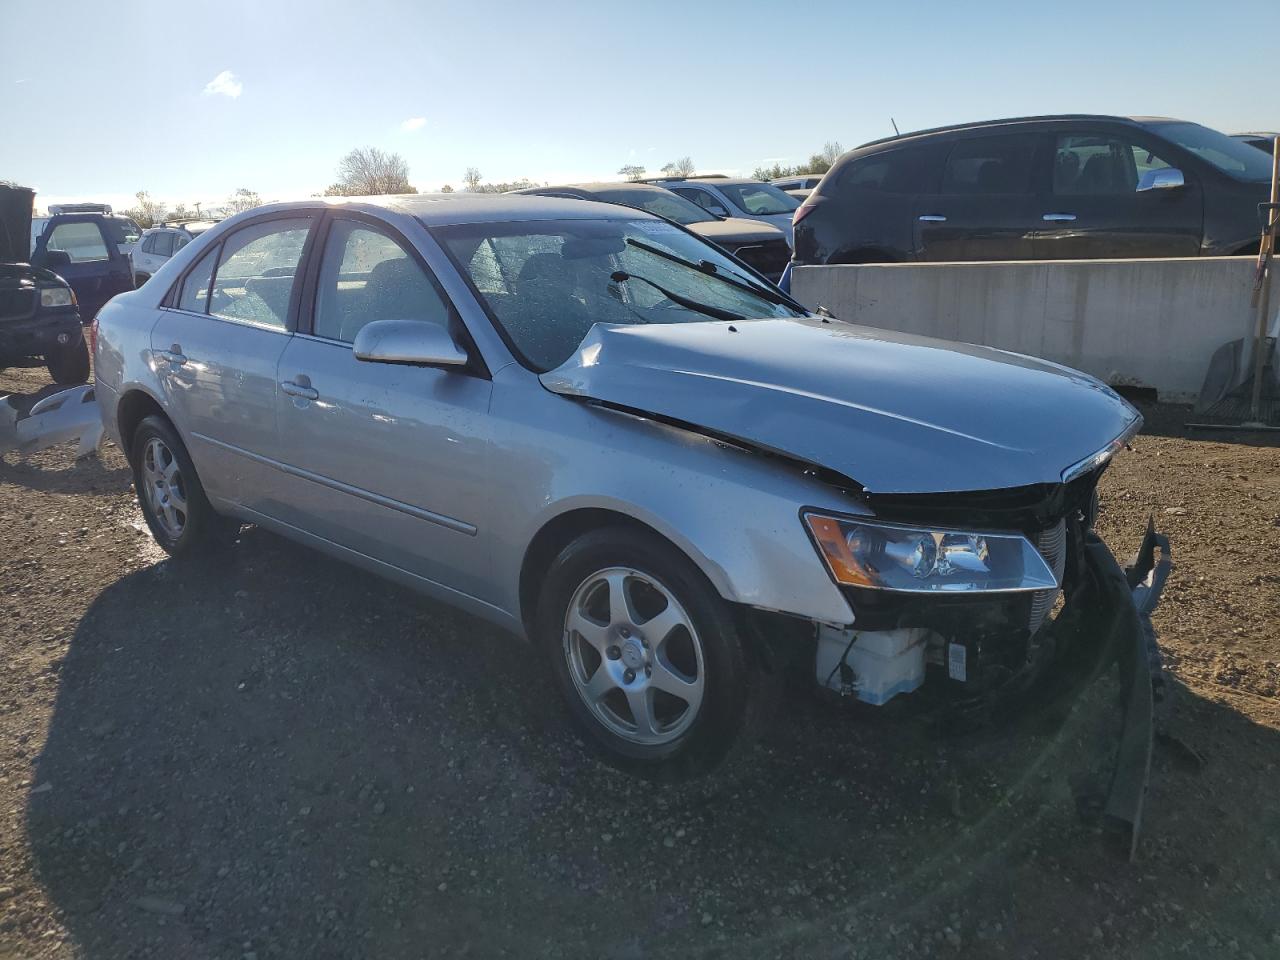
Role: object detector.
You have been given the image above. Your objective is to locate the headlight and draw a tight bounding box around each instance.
[804,513,1058,593]
[40,286,75,308]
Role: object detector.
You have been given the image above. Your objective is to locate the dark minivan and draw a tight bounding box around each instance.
[793,115,1277,266]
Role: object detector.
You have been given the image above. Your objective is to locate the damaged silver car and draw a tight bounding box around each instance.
[93,196,1168,833]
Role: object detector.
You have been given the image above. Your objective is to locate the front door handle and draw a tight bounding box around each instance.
[281,380,319,401]
[1042,213,1077,222]
[918,215,947,222]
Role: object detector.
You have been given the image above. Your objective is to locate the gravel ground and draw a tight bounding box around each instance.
[2,365,1278,959]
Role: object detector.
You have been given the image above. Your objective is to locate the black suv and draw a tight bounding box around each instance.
[793,115,1277,266]
[0,184,90,384]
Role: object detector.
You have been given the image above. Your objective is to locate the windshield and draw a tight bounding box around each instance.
[1146,121,1274,181]
[436,217,803,372]
[104,217,141,244]
[715,181,800,215]
[590,188,716,226]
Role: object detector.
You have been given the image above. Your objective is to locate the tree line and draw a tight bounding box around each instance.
[121,140,847,224]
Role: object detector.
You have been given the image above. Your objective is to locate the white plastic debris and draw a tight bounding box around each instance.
[0,384,103,459]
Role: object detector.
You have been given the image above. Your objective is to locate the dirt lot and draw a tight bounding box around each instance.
[2,365,1278,959]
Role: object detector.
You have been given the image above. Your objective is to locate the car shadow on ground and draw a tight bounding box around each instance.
[25,528,1280,959]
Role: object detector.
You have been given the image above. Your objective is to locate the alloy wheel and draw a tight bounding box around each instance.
[141,437,188,539]
[563,566,706,746]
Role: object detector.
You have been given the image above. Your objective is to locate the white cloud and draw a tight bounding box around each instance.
[203,70,242,98]
[400,117,426,132]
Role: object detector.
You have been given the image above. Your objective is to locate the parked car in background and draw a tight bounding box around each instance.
[93,194,1163,782]
[133,221,219,285]
[28,211,135,321]
[515,182,791,281]
[1232,132,1278,156]
[793,115,1279,267]
[647,176,800,247]
[0,183,90,383]
[38,203,141,255]
[771,174,824,200]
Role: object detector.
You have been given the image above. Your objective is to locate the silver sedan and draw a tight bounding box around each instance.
[93,194,1157,778]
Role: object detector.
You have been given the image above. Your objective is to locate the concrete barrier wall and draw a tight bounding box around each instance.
[791,258,1266,401]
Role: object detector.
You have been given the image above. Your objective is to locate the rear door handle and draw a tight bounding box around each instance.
[1042,213,1077,222]
[918,215,947,222]
[158,344,187,366]
[281,380,319,401]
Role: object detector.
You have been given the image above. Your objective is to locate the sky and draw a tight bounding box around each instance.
[2,0,1277,214]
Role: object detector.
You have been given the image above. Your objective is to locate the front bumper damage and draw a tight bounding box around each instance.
[1001,520,1171,859]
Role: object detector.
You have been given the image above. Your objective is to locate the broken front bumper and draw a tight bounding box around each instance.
[1018,520,1171,859]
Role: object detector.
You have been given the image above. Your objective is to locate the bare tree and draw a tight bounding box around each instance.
[324,147,417,196]
[440,184,455,193]
[617,164,646,182]
[463,167,484,192]
[226,187,262,214]
[819,141,843,167]
[123,190,167,228]
[660,156,695,177]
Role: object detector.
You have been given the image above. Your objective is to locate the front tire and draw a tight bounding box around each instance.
[536,527,753,779]
[46,336,90,384]
[130,415,236,557]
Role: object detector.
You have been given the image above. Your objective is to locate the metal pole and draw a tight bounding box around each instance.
[1249,137,1280,421]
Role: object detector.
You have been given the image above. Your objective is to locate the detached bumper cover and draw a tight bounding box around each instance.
[1106,520,1172,858]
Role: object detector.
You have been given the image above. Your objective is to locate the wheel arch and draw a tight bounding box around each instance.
[518,506,731,639]
[115,388,170,464]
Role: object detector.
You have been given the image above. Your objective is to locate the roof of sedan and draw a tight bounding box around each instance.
[247,193,646,226]
[520,182,677,196]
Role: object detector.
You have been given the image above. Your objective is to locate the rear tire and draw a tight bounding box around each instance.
[130,415,237,557]
[536,526,754,779]
[46,336,90,385]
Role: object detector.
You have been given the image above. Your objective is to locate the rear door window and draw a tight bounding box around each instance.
[153,231,176,257]
[45,222,110,262]
[941,135,1040,195]
[178,246,219,314]
[208,218,311,329]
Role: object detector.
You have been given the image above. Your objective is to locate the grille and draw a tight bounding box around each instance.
[1029,518,1067,634]
[0,289,36,322]
[731,238,791,280]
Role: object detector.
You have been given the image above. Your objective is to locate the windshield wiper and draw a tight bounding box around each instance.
[610,271,746,323]
[624,237,796,309]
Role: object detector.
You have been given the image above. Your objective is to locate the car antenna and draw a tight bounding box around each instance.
[890,117,900,136]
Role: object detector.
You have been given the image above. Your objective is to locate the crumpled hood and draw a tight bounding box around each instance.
[540,317,1142,494]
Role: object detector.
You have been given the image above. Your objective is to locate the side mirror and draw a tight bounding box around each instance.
[708,205,730,218]
[352,319,469,367]
[1136,168,1185,192]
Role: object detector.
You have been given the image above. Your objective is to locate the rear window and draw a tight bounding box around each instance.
[837,145,937,194]
[941,134,1040,195]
